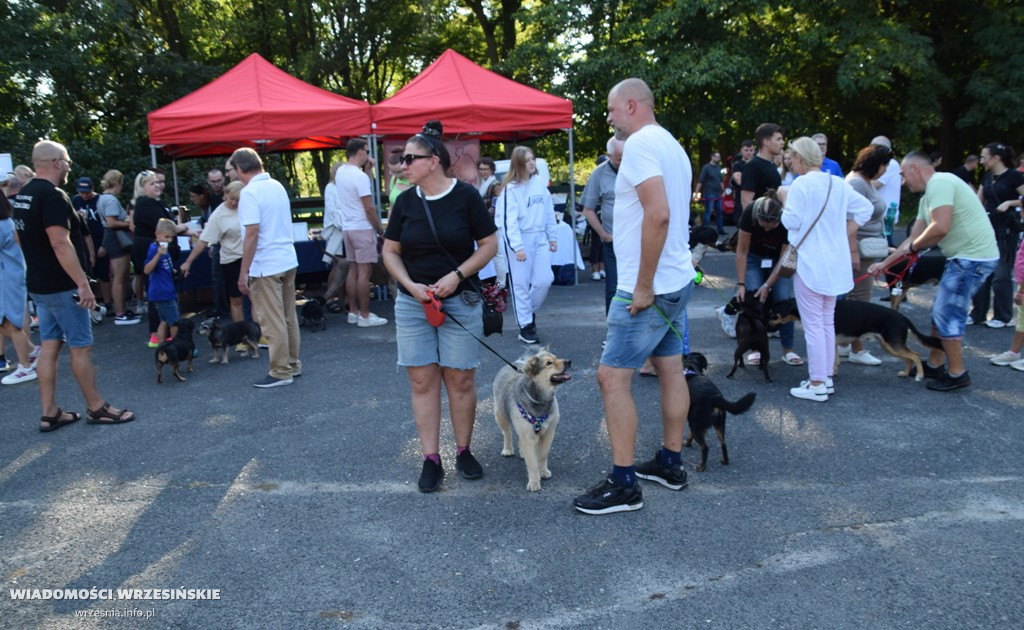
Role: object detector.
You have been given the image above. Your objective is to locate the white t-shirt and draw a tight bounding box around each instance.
[238,173,298,277]
[336,164,373,231]
[613,124,695,294]
[876,158,902,217]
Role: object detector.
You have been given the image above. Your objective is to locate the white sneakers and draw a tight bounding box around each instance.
[2,365,37,385]
[847,349,882,366]
[1011,359,1024,372]
[357,313,388,328]
[591,272,602,281]
[991,350,1021,366]
[837,344,851,357]
[347,312,358,325]
[790,378,833,402]
[716,305,737,338]
[985,319,1009,329]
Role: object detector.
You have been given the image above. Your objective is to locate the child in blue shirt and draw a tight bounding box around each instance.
[144,219,180,343]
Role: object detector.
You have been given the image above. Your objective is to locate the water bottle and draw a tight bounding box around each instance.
[883,202,898,236]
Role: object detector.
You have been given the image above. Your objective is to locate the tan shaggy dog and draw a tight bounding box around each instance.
[493,348,572,491]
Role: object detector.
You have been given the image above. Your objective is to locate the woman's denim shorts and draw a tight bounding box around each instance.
[395,291,482,370]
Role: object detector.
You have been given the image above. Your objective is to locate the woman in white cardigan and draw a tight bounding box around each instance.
[494,146,557,344]
[769,137,872,401]
[322,160,347,311]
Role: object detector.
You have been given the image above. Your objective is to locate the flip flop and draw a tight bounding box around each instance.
[39,408,81,433]
[747,352,761,366]
[783,351,805,366]
[325,300,344,314]
[86,402,136,425]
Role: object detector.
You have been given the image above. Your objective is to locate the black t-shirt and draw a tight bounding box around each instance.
[384,180,497,295]
[740,155,782,210]
[131,196,181,262]
[738,206,789,260]
[72,193,104,249]
[730,157,746,188]
[952,165,973,186]
[12,179,87,294]
[981,168,1024,233]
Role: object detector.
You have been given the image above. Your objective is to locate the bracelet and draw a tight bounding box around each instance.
[736,282,745,287]
[454,268,466,281]
[908,241,917,254]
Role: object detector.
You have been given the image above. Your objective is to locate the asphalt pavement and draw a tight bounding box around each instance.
[1,249,1022,629]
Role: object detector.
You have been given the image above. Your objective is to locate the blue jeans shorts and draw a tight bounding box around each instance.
[601,284,693,369]
[30,289,93,348]
[395,291,482,370]
[153,299,180,326]
[933,258,997,339]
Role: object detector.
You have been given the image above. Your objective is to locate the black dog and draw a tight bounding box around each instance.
[683,352,756,471]
[689,226,720,266]
[767,298,944,381]
[726,295,772,382]
[300,296,327,331]
[882,251,946,311]
[198,317,261,364]
[155,319,196,383]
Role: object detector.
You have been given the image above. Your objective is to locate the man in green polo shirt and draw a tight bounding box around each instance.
[869,151,998,391]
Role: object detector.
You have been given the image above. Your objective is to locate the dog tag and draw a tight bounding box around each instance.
[761,258,772,269]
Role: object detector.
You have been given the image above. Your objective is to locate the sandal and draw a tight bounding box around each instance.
[39,408,81,433]
[325,300,344,314]
[782,351,805,366]
[86,402,136,425]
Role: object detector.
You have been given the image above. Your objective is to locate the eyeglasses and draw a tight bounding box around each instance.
[400,154,433,166]
[54,157,73,166]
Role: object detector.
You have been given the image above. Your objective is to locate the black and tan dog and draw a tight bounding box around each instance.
[767,298,944,381]
[493,348,572,491]
[683,352,756,471]
[726,295,772,382]
[198,317,261,364]
[155,319,196,383]
[882,252,946,311]
[689,225,720,266]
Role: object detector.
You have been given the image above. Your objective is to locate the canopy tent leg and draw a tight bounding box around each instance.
[567,127,578,286]
[171,158,180,208]
[369,135,383,218]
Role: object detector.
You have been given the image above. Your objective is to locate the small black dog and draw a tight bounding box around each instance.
[689,226,720,266]
[300,296,327,331]
[198,317,261,364]
[882,252,946,311]
[767,298,944,381]
[726,295,772,382]
[683,352,756,471]
[155,319,196,383]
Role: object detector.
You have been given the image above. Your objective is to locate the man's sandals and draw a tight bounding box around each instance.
[39,408,81,433]
[39,402,134,433]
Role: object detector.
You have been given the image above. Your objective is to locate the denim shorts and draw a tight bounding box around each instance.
[601,284,693,369]
[30,289,93,348]
[395,291,482,369]
[153,299,180,325]
[933,258,997,339]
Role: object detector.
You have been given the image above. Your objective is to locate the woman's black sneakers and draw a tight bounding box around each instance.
[418,459,444,493]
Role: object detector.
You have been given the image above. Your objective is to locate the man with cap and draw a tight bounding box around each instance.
[71,177,110,321]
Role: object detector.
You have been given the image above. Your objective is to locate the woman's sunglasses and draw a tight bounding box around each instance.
[400,154,433,166]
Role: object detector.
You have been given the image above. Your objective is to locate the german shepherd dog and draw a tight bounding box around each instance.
[683,352,757,471]
[768,298,945,381]
[493,348,572,491]
[155,319,196,383]
[726,295,773,382]
[198,317,261,364]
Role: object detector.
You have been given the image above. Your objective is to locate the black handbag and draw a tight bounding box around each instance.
[419,193,503,336]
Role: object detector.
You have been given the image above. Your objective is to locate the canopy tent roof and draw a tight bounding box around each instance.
[370,49,573,140]
[147,53,372,158]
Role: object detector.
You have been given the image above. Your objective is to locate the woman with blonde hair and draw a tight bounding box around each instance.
[97,170,139,325]
[766,137,873,401]
[494,146,556,344]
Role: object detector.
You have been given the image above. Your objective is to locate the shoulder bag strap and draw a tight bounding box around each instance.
[790,175,832,252]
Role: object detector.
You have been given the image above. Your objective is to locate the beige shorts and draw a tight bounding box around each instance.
[343,229,379,264]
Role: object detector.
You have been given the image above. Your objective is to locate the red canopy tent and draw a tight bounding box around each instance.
[370,49,573,140]
[147,53,372,159]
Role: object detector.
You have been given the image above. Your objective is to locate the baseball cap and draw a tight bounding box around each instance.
[76,177,94,192]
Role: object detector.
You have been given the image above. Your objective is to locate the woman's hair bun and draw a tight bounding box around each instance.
[421,120,443,138]
[753,189,783,222]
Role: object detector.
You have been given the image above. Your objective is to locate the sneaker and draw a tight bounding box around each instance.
[716,305,737,338]
[518,325,539,344]
[147,334,160,348]
[599,270,606,279]
[0,357,11,373]
[90,304,106,324]
[252,375,293,388]
[790,380,829,401]
[347,312,358,325]
[1010,358,1024,372]
[926,370,971,391]
[418,459,444,493]
[591,271,602,281]
[837,344,851,358]
[572,476,643,515]
[2,365,37,386]
[357,313,388,327]
[991,350,1021,366]
[235,343,248,353]
[258,337,270,348]
[114,311,141,325]
[455,450,483,480]
[29,346,40,368]
[909,362,946,379]
[848,349,882,366]
[802,377,834,395]
[965,316,974,325]
[985,319,1009,329]
[635,453,688,490]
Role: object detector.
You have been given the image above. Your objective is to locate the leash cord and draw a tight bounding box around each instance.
[440,307,522,373]
[852,251,919,287]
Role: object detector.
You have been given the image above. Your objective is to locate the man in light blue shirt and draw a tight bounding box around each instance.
[813,133,844,177]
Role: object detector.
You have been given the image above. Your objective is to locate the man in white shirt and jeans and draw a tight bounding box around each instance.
[232,148,301,388]
[337,138,387,327]
[572,78,696,515]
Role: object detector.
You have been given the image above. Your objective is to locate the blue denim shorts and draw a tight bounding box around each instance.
[395,291,482,370]
[933,258,997,339]
[30,289,93,348]
[601,284,693,369]
[153,299,180,325]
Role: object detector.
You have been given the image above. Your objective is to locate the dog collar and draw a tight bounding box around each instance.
[684,368,699,377]
[516,402,549,433]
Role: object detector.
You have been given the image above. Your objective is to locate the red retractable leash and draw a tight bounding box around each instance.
[853,251,919,292]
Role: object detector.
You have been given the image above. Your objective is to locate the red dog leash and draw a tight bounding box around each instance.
[853,251,919,287]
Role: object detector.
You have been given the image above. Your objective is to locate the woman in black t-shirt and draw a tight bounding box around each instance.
[382,121,498,493]
[970,142,1024,327]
